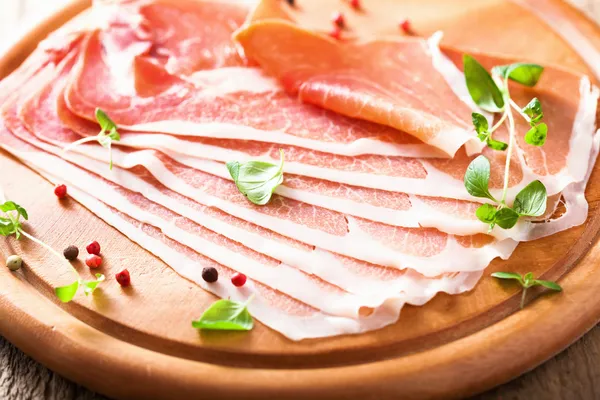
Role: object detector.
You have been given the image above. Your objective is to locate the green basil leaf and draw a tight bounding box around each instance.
[463,155,496,201]
[55,280,80,303]
[472,112,489,136]
[475,203,497,224]
[192,299,254,331]
[81,273,105,295]
[226,149,284,205]
[491,271,524,285]
[463,55,505,112]
[495,207,520,229]
[493,63,544,87]
[524,123,547,146]
[486,138,508,151]
[513,180,547,217]
[533,279,562,292]
[522,98,543,123]
[0,201,28,220]
[95,108,118,132]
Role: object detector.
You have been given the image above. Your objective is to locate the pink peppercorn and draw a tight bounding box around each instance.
[85,254,102,269]
[86,241,101,255]
[116,269,131,287]
[350,0,361,10]
[332,11,345,28]
[329,27,342,40]
[400,19,412,34]
[54,184,67,199]
[231,273,247,287]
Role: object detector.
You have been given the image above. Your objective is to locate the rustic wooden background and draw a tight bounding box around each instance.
[2,0,600,399]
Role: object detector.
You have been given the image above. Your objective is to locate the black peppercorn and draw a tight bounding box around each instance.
[286,0,295,6]
[63,245,79,261]
[202,267,219,283]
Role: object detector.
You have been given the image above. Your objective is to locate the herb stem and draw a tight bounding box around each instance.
[18,229,78,276]
[63,136,99,153]
[520,287,528,309]
[500,83,516,205]
[509,98,530,123]
[489,107,509,135]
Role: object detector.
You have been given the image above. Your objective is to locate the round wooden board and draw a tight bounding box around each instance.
[1,0,600,399]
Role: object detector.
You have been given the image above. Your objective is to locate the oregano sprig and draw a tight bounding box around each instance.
[64,108,120,170]
[0,199,104,303]
[491,271,562,309]
[463,56,550,231]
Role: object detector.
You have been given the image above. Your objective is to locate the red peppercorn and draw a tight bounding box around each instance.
[85,254,102,269]
[332,11,345,28]
[400,19,412,34]
[329,27,342,40]
[54,184,67,199]
[231,272,247,287]
[116,269,131,287]
[350,0,361,10]
[86,241,101,255]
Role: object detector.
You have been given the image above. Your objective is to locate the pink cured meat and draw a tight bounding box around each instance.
[9,49,517,277]
[63,0,448,159]
[10,53,484,301]
[61,2,599,207]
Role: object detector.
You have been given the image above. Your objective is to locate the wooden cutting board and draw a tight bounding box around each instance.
[1,0,600,399]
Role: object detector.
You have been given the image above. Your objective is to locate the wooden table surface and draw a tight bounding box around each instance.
[2,0,600,399]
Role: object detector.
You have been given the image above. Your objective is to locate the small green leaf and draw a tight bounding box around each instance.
[463,155,496,201]
[226,149,285,205]
[491,271,524,285]
[463,55,505,112]
[522,98,543,123]
[0,201,28,220]
[95,108,117,132]
[475,203,497,224]
[534,280,562,291]
[495,207,520,229]
[81,273,105,296]
[55,280,80,303]
[513,180,547,217]
[0,217,15,236]
[524,123,547,146]
[472,112,489,137]
[192,298,254,331]
[108,127,120,142]
[523,272,535,286]
[486,138,508,151]
[493,63,544,87]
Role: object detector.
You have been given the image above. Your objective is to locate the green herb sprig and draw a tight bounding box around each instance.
[463,56,549,231]
[1,200,104,302]
[491,271,562,308]
[226,149,284,206]
[192,295,254,331]
[63,108,120,170]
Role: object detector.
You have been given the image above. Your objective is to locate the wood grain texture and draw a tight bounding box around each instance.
[2,0,600,399]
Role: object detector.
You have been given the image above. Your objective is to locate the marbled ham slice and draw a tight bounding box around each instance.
[7,54,484,302]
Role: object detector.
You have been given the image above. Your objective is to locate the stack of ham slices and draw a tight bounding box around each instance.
[0,0,598,340]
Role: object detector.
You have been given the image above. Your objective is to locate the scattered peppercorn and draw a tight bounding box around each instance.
[86,240,101,255]
[350,0,361,10]
[329,27,342,40]
[231,272,247,287]
[115,269,131,287]
[54,184,67,199]
[332,11,345,28]
[6,255,22,271]
[399,19,412,34]
[85,254,102,269]
[202,267,219,283]
[285,0,294,6]
[63,245,79,261]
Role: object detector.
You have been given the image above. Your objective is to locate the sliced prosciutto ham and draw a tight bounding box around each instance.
[0,0,597,341]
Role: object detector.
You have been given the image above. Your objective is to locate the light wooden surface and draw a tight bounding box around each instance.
[2,0,600,399]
